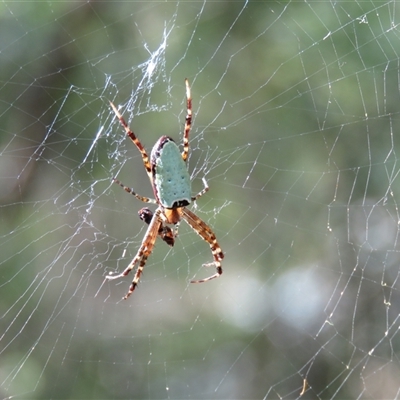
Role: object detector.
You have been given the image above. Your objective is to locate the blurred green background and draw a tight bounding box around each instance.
[1,1,400,399]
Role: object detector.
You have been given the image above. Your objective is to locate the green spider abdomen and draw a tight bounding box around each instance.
[151,136,191,209]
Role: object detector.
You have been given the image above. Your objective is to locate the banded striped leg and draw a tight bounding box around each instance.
[113,178,157,204]
[191,177,209,202]
[181,79,192,162]
[109,101,152,179]
[181,207,224,283]
[139,207,175,247]
[106,208,162,299]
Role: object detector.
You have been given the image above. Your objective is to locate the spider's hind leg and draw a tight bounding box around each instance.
[181,79,192,162]
[109,101,152,178]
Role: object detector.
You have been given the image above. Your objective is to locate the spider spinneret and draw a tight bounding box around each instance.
[106,79,224,299]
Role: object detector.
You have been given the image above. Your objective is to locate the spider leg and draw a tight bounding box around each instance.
[113,178,157,204]
[139,207,175,247]
[181,207,224,283]
[106,208,162,299]
[191,177,209,202]
[109,101,152,179]
[181,79,192,162]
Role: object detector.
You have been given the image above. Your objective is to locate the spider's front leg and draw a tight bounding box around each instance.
[106,208,162,299]
[138,207,175,247]
[181,207,224,283]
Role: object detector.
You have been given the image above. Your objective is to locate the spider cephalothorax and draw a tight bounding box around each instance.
[106,79,224,299]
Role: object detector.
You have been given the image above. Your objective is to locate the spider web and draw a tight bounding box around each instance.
[1,1,400,399]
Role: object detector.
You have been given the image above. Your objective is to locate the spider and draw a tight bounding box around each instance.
[106,79,224,299]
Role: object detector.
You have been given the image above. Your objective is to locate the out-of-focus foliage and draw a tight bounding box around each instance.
[1,1,400,399]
